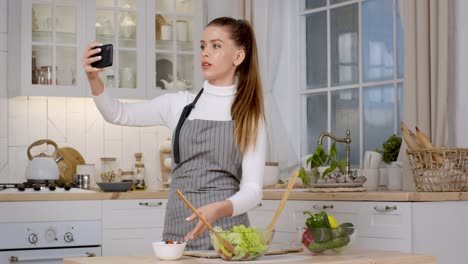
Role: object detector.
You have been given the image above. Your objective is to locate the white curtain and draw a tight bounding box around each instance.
[253,0,300,177]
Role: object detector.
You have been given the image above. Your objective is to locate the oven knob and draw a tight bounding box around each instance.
[45,228,57,242]
[28,233,38,244]
[64,232,74,243]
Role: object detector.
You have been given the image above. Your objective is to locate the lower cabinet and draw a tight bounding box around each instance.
[249,200,411,252]
[101,199,166,256]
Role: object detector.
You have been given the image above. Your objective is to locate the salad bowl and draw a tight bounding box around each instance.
[210,225,274,261]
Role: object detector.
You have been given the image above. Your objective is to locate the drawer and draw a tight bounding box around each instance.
[102,199,166,229]
[358,202,411,239]
[287,201,360,231]
[353,236,411,252]
[248,201,291,232]
[102,227,163,256]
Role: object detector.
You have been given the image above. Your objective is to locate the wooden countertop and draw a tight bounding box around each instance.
[64,250,436,264]
[1,188,468,202]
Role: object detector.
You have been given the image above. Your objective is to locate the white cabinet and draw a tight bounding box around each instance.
[8,0,204,99]
[101,199,167,256]
[8,0,87,97]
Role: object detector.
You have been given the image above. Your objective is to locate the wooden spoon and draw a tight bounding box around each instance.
[266,169,300,231]
[175,189,234,255]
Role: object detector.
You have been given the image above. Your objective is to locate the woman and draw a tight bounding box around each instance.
[82,17,266,250]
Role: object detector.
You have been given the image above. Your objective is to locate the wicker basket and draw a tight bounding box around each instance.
[407,148,468,192]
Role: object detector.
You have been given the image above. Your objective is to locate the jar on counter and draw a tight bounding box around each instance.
[100,157,118,182]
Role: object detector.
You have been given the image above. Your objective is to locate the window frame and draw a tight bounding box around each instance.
[299,0,404,167]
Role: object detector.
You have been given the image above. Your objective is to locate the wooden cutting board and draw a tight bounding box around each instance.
[183,247,303,258]
[56,147,86,184]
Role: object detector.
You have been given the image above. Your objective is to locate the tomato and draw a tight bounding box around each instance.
[165,240,174,244]
[302,228,314,247]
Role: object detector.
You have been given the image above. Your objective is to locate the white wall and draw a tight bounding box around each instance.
[452,0,468,147]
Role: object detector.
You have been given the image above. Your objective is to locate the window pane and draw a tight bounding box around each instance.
[362,0,393,82]
[305,0,326,9]
[331,4,359,87]
[396,0,404,79]
[304,93,328,156]
[331,89,359,166]
[330,0,349,5]
[306,11,327,89]
[363,84,394,159]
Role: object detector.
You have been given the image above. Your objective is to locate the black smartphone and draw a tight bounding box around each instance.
[91,44,113,68]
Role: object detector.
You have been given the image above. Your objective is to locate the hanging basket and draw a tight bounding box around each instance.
[407,148,468,192]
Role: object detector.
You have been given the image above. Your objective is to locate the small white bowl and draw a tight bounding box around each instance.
[152,241,186,260]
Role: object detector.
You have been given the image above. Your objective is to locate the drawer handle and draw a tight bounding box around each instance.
[256,203,262,207]
[313,204,334,210]
[139,202,163,207]
[373,205,397,212]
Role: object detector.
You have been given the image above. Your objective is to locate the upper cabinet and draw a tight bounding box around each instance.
[8,0,86,97]
[8,0,204,99]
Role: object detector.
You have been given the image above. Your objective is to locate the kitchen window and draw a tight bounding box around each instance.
[299,0,404,167]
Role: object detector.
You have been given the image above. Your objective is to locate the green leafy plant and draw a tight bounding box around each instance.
[376,134,402,164]
[306,142,346,178]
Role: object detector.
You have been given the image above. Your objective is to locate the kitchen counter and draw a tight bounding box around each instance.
[1,188,468,202]
[63,251,436,264]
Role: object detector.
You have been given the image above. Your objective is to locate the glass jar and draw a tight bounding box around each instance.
[100,157,117,182]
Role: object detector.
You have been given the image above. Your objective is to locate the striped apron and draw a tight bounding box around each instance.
[162,89,250,250]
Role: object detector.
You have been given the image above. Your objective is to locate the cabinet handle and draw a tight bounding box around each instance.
[256,203,262,207]
[139,202,163,207]
[373,205,397,212]
[313,204,334,210]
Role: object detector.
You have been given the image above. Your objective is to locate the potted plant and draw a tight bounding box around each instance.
[303,142,347,184]
[376,134,403,190]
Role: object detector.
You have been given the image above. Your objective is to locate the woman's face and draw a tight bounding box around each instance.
[200,25,244,86]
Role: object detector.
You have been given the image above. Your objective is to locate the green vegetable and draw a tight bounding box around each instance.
[303,211,332,242]
[277,179,284,184]
[211,225,269,261]
[308,236,350,252]
[336,222,355,236]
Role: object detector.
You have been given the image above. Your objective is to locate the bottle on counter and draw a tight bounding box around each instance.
[132,153,147,191]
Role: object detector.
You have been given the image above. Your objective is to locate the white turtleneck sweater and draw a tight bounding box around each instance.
[93,81,265,217]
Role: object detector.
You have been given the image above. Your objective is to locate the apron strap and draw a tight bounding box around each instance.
[173,89,204,164]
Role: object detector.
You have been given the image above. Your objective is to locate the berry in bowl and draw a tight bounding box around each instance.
[210,225,274,261]
[152,240,186,260]
[298,211,356,254]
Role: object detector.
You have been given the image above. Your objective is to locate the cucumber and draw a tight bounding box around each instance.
[336,223,355,236]
[308,236,350,252]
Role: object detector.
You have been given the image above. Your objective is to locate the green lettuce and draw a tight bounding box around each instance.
[211,225,270,260]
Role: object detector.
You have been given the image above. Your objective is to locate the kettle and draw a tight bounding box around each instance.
[25,139,60,181]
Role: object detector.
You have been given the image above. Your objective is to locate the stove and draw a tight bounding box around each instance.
[0,181,96,194]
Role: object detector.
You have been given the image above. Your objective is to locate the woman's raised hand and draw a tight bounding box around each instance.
[82,41,104,75]
[82,41,105,96]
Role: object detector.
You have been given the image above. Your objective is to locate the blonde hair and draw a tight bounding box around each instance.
[207,17,265,153]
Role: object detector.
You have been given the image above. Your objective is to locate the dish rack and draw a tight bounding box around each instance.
[407,148,468,192]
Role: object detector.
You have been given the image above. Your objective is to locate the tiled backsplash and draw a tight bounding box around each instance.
[0,96,171,190]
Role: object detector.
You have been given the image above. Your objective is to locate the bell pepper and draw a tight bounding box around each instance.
[303,211,332,242]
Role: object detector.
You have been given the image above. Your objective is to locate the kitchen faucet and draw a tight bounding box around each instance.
[317,129,352,177]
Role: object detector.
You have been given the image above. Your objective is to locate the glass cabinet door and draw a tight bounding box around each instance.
[31,0,81,95]
[94,0,145,98]
[150,0,203,96]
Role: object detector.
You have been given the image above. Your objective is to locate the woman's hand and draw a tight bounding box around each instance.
[184,200,233,241]
[82,41,105,96]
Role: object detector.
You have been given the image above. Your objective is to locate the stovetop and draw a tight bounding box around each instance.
[0,181,96,194]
